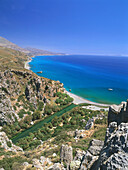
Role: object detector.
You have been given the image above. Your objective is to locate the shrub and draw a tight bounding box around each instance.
[37,101,44,111]
[7,141,12,147]
[6,80,10,84]
[32,111,42,121]
[13,106,17,110]
[18,109,26,118]
[2,87,8,94]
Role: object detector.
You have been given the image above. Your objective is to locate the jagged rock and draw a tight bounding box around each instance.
[85,118,94,130]
[0,92,17,125]
[108,100,128,125]
[95,122,128,170]
[48,163,62,170]
[88,139,104,156]
[60,144,73,168]
[75,129,86,138]
[74,149,86,161]
[0,132,23,152]
[39,156,52,166]
[70,160,81,170]
[80,139,104,170]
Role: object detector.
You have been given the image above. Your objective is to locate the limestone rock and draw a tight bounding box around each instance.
[0,131,23,152]
[108,100,128,125]
[74,148,86,161]
[60,144,73,168]
[80,139,104,170]
[95,122,128,170]
[70,160,81,170]
[48,163,62,170]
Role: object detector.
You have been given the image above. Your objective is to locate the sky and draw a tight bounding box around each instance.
[0,0,128,55]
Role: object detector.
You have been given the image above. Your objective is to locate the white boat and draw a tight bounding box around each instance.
[108,88,113,91]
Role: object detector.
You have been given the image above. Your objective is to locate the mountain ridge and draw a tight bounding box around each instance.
[0,36,64,56]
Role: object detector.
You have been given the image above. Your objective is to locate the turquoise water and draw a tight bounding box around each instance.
[29,55,128,104]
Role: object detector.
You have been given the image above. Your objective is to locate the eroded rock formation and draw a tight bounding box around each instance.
[108,100,128,125]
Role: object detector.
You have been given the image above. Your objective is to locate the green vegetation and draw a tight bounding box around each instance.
[7,141,12,147]
[55,92,73,105]
[2,87,8,94]
[0,156,28,170]
[13,106,107,151]
[11,104,76,144]
[18,109,26,118]
[0,46,28,71]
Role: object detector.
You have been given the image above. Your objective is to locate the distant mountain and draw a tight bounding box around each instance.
[0,36,29,53]
[25,47,64,56]
[0,36,64,56]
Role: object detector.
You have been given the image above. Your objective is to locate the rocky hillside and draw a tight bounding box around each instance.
[25,47,64,56]
[0,42,128,169]
[0,46,29,71]
[0,36,64,56]
[0,36,29,53]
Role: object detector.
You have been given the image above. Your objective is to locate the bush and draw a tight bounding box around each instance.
[7,141,12,147]
[0,156,28,170]
[6,80,10,84]
[18,109,26,118]
[37,101,44,111]
[13,105,17,110]
[32,111,42,121]
[2,87,8,94]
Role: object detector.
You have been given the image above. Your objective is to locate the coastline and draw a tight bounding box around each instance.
[65,90,110,107]
[24,58,32,70]
[24,57,110,107]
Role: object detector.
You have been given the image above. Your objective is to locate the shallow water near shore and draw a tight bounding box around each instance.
[29,55,128,104]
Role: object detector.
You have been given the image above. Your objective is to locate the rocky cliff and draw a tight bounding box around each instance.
[0,69,64,126]
[108,100,128,125]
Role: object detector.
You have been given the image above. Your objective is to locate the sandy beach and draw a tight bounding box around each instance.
[65,90,110,107]
[24,58,32,70]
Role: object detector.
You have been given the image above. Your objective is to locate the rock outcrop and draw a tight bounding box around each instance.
[0,92,17,125]
[108,100,128,125]
[95,122,128,170]
[80,139,104,170]
[0,131,23,152]
[60,144,73,168]
[0,69,64,125]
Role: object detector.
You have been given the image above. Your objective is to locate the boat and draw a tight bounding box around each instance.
[69,89,71,92]
[108,88,113,91]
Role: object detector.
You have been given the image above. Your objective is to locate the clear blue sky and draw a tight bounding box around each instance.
[0,0,128,55]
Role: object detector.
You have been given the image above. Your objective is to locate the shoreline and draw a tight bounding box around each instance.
[24,58,32,70]
[65,90,110,107]
[24,57,110,107]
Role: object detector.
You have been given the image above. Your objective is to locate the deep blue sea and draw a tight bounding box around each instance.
[29,55,128,104]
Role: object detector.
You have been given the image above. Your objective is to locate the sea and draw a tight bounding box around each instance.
[29,55,128,105]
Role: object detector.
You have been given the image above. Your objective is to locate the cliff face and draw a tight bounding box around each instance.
[0,132,23,152]
[108,100,128,125]
[0,69,64,125]
[95,122,128,170]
